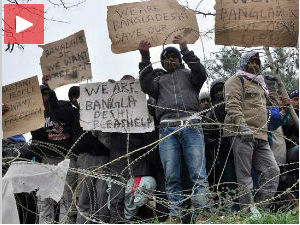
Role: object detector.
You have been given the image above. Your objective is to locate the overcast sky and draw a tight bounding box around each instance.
[2,0,218,140]
[2,0,217,99]
[2,0,299,141]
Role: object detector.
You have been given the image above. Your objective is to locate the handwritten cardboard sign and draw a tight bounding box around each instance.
[215,0,299,47]
[80,80,154,133]
[2,76,45,138]
[107,0,199,53]
[40,30,92,89]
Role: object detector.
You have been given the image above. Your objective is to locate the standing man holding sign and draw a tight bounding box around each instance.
[138,35,210,223]
[31,82,79,224]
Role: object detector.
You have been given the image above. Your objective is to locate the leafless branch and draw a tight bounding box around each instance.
[193,10,215,17]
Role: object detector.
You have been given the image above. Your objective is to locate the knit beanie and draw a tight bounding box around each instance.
[160,47,182,67]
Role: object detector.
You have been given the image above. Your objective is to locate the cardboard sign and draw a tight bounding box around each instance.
[40,30,92,89]
[107,0,199,53]
[2,76,45,138]
[80,80,154,133]
[215,0,299,47]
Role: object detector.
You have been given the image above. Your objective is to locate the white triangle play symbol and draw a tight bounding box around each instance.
[16,16,33,33]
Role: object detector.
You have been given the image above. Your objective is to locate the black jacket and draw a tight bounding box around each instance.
[282,110,299,151]
[139,48,207,122]
[72,104,110,156]
[110,132,153,177]
[203,102,231,161]
[31,93,80,158]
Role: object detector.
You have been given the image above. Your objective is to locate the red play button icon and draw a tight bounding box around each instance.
[16,16,34,34]
[4,4,44,44]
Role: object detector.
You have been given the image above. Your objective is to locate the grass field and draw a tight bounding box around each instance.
[207,210,299,224]
[197,207,299,224]
[158,205,299,224]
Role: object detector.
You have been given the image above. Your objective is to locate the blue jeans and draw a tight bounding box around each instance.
[159,125,209,217]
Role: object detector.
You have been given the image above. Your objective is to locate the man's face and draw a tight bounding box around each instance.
[163,52,180,72]
[200,98,211,110]
[291,96,299,109]
[214,90,224,101]
[246,56,261,74]
[71,96,80,109]
[42,89,50,105]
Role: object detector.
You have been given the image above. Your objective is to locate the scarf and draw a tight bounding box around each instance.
[236,70,269,96]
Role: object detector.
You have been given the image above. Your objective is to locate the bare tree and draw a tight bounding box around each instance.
[3,0,86,52]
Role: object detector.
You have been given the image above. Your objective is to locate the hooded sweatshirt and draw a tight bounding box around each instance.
[203,79,232,159]
[207,79,226,123]
[223,51,270,141]
[31,89,80,158]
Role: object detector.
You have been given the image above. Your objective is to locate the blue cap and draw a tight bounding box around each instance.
[289,89,299,99]
[40,84,50,90]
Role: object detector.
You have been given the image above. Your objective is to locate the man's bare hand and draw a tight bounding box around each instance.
[108,79,116,83]
[42,75,50,86]
[173,35,187,51]
[2,104,10,115]
[139,40,151,57]
[280,97,292,106]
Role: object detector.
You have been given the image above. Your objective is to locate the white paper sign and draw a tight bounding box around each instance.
[80,80,154,133]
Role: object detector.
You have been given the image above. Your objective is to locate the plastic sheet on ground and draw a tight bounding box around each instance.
[2,159,70,224]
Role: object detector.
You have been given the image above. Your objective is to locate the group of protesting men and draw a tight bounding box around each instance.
[2,35,299,224]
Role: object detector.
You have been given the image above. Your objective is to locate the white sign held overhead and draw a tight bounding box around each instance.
[80,80,155,133]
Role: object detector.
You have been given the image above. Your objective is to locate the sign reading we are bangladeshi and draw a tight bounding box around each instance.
[79,80,154,133]
[39,30,92,89]
[2,76,44,139]
[107,0,199,54]
[215,0,299,47]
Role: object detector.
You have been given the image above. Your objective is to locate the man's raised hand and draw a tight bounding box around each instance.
[173,35,187,51]
[139,40,151,57]
[2,104,10,115]
[42,74,50,86]
[108,79,116,83]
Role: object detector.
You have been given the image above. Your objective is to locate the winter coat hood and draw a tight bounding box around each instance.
[68,86,80,101]
[210,79,225,99]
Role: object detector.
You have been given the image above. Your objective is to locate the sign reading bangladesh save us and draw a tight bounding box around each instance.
[39,30,92,89]
[107,0,199,54]
[80,80,154,133]
[215,0,299,47]
[2,76,44,139]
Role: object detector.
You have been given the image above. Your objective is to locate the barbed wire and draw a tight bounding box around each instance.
[2,1,299,223]
[3,97,299,223]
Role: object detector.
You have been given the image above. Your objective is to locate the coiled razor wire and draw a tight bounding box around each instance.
[3,102,299,223]
[2,4,299,223]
